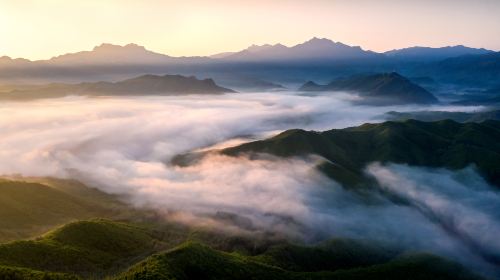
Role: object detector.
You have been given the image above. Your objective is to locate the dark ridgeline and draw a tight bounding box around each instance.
[0,74,235,100]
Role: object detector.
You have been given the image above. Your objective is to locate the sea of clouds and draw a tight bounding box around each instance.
[0,92,498,276]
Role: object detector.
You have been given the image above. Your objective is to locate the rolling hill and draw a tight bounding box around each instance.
[223,120,500,187]
[0,178,133,242]
[0,205,484,279]
[0,265,77,280]
[299,72,438,105]
[0,219,163,278]
[116,242,480,280]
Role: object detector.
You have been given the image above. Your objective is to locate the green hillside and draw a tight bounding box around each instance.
[0,265,77,280]
[0,219,165,278]
[223,120,500,187]
[116,242,481,280]
[0,219,483,280]
[0,178,130,242]
[251,239,397,272]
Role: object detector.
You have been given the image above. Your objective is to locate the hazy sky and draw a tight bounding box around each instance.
[1,0,499,60]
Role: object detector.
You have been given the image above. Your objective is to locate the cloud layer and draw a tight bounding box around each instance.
[0,93,497,276]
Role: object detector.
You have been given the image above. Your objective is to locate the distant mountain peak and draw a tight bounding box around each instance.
[300,72,438,105]
[92,43,148,52]
[220,37,379,61]
[245,43,287,53]
[299,37,360,49]
[306,37,331,43]
[45,42,183,65]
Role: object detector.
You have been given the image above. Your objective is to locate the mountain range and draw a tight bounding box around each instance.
[1,38,489,65]
[1,38,498,89]
[213,37,383,62]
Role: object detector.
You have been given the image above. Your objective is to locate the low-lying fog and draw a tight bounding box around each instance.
[0,92,497,276]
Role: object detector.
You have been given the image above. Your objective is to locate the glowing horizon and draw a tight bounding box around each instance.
[1,0,500,60]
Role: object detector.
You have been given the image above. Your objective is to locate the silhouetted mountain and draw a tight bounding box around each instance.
[220,38,383,62]
[46,43,209,66]
[0,74,235,100]
[0,56,32,66]
[385,46,493,61]
[416,52,500,87]
[300,72,438,105]
[223,120,500,187]
[0,43,213,83]
[0,39,497,89]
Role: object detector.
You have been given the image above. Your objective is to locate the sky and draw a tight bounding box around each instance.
[1,0,499,60]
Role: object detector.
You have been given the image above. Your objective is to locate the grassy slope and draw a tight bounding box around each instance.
[223,119,500,187]
[0,178,133,242]
[116,242,481,280]
[0,219,482,280]
[251,239,398,272]
[0,265,78,280]
[0,219,164,278]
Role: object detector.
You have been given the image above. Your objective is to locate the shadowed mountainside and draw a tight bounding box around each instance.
[299,72,438,105]
[383,110,500,123]
[116,242,480,280]
[1,40,497,90]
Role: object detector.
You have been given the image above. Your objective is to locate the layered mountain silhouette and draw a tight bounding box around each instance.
[0,39,498,89]
[0,74,234,100]
[300,72,438,105]
[385,45,493,61]
[217,37,383,62]
[46,43,211,66]
[422,52,500,87]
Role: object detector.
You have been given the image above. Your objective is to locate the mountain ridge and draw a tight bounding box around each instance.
[222,119,500,187]
[299,72,438,105]
[0,74,235,100]
[385,45,493,61]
